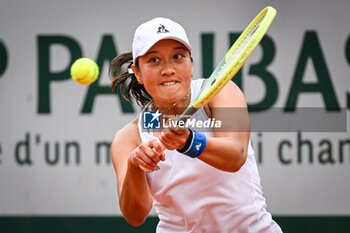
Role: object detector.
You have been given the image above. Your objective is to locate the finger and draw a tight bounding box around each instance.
[161,131,187,147]
[149,140,166,161]
[132,153,156,171]
[149,139,166,154]
[169,126,188,135]
[135,148,160,171]
[139,144,162,164]
[159,133,180,150]
[164,118,188,134]
[139,165,151,171]
[162,130,184,140]
[159,154,166,161]
[139,164,160,172]
[162,120,189,136]
[134,149,158,167]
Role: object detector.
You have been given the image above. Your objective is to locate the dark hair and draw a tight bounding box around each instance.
[109,52,152,107]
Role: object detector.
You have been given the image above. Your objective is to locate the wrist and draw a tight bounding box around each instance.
[128,152,141,169]
[177,128,207,158]
[177,128,193,152]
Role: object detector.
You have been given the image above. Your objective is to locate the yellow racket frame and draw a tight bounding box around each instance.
[192,6,277,109]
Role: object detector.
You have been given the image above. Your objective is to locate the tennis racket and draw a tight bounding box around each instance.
[178,6,277,121]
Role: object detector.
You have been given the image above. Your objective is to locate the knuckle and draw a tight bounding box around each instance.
[153,143,160,150]
[132,149,140,158]
[152,138,159,144]
[150,152,159,161]
[138,143,145,150]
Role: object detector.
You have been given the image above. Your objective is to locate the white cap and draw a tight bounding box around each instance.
[132,17,192,64]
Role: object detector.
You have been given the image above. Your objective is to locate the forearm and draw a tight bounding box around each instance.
[119,160,153,226]
[160,127,249,172]
[198,136,248,172]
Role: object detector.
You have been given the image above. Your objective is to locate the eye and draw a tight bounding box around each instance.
[173,54,184,60]
[148,57,160,63]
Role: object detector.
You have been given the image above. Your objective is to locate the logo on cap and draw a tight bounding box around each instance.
[157,24,169,34]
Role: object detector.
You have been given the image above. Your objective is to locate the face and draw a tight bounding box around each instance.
[133,39,193,108]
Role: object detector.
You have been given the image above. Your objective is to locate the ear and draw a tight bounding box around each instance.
[132,64,143,84]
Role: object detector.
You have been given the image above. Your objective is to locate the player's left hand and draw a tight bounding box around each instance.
[158,125,190,151]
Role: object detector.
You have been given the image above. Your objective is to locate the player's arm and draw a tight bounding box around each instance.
[111,118,164,226]
[159,81,250,172]
[199,80,250,172]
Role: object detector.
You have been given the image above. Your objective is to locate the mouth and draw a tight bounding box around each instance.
[160,81,178,86]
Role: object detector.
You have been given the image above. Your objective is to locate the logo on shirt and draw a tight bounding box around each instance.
[143,110,161,129]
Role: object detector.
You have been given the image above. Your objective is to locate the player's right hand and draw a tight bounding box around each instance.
[129,139,166,171]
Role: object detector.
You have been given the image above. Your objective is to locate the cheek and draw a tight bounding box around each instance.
[139,69,158,94]
[138,67,156,84]
[146,69,159,80]
[180,63,193,80]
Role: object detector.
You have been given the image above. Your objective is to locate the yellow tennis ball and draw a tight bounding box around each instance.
[71,58,99,85]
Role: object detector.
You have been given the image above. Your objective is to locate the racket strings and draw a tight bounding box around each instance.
[211,15,265,85]
[224,20,263,71]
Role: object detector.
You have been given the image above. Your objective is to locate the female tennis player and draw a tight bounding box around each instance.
[110,17,282,232]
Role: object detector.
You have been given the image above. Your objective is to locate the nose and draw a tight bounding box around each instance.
[160,61,175,76]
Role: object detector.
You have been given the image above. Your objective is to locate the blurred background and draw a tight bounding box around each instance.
[0,0,349,232]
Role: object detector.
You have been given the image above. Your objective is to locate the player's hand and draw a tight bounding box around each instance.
[129,139,166,171]
[159,125,191,151]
